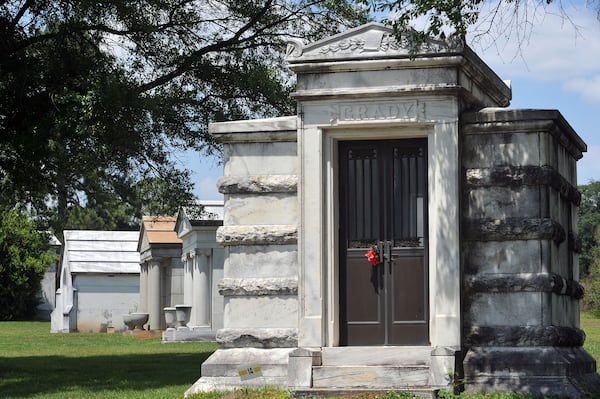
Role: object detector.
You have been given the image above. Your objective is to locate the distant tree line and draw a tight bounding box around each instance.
[579,181,600,315]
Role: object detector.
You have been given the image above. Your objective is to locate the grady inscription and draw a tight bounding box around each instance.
[330,101,425,122]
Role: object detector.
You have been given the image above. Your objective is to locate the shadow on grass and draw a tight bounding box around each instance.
[0,351,213,398]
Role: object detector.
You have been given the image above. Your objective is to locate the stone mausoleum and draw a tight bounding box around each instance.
[186,23,600,398]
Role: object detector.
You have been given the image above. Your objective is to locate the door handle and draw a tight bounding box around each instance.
[377,241,384,262]
[384,240,392,274]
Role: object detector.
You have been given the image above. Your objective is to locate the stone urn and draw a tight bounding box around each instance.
[175,305,192,328]
[122,312,149,330]
[164,307,177,330]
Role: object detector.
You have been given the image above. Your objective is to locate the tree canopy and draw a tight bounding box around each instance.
[361,0,600,45]
[0,0,367,232]
[580,181,600,276]
[0,208,57,320]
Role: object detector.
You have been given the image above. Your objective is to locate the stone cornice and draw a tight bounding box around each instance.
[216,225,298,246]
[217,175,298,194]
[209,116,297,143]
[463,217,566,243]
[462,109,586,160]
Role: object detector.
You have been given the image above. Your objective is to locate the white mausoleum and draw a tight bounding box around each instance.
[187,23,599,398]
[163,201,225,341]
[51,230,140,333]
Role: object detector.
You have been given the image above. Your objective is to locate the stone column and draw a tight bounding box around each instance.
[192,249,211,328]
[183,253,193,306]
[148,259,162,330]
[139,262,148,313]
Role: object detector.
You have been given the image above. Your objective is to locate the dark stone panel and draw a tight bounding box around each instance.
[462,346,600,398]
[464,217,566,243]
[464,325,586,347]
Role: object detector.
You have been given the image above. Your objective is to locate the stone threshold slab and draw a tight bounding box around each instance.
[292,387,438,399]
[320,346,432,366]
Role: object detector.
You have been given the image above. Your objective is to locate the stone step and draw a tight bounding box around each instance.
[320,346,431,366]
[312,365,430,389]
[201,347,294,377]
[292,387,439,398]
[186,376,289,396]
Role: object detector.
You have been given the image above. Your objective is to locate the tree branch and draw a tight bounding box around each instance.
[9,0,35,30]
[135,0,277,93]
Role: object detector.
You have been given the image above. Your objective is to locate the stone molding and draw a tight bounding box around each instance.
[464,273,584,300]
[216,225,298,246]
[218,277,298,296]
[463,217,566,243]
[465,325,585,347]
[216,328,298,348]
[462,109,587,160]
[212,130,297,143]
[286,23,463,62]
[209,116,297,143]
[465,165,581,205]
[217,175,298,194]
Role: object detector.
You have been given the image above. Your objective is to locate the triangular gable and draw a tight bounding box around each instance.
[137,222,150,253]
[286,22,463,62]
[175,207,194,238]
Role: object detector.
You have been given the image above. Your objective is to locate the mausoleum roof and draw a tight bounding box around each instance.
[140,216,182,245]
[62,230,140,274]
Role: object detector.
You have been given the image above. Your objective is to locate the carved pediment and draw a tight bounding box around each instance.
[286,22,463,62]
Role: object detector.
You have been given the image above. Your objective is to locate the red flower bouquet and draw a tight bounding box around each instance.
[365,246,380,266]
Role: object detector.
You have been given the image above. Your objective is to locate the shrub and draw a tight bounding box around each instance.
[0,208,57,320]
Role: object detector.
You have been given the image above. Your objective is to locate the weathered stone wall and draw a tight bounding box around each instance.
[460,109,598,397]
[212,116,300,349]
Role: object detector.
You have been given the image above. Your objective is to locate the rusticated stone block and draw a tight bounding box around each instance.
[218,277,298,296]
[464,165,581,205]
[217,175,298,194]
[216,225,298,245]
[216,328,298,348]
[464,272,585,299]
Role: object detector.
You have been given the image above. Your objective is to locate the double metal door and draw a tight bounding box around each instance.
[339,139,429,346]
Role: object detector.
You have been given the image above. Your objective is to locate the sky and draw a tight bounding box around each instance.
[182,1,600,201]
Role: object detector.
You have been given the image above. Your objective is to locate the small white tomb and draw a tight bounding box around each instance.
[51,230,140,333]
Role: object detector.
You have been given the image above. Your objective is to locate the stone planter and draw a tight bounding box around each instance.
[175,305,192,328]
[123,312,149,330]
[164,307,177,330]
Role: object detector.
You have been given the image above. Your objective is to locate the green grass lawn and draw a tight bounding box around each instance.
[0,321,217,399]
[2,316,600,399]
[582,312,600,361]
